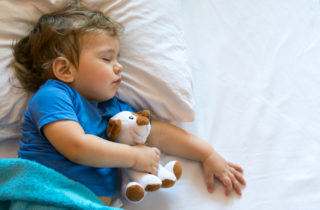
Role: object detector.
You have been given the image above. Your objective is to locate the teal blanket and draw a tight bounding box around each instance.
[0,158,122,210]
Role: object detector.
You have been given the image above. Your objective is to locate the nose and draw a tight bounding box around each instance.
[114,62,123,74]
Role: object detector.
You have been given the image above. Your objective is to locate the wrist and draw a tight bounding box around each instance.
[192,135,214,162]
[123,144,136,168]
[129,145,139,168]
[201,147,215,162]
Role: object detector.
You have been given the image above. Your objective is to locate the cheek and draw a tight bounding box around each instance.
[88,68,113,84]
[102,71,114,82]
[98,66,114,80]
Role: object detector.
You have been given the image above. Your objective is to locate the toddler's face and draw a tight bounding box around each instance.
[71,32,123,102]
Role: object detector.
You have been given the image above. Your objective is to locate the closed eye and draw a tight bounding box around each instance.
[129,116,134,120]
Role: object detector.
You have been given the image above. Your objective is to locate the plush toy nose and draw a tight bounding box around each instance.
[136,116,149,126]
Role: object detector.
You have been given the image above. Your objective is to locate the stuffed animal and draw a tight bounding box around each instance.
[107,110,182,203]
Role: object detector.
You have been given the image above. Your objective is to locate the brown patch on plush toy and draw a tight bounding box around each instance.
[162,161,182,188]
[145,183,161,192]
[137,110,150,119]
[173,161,182,180]
[136,116,149,126]
[107,119,121,141]
[133,110,150,126]
[161,179,176,188]
[126,184,145,202]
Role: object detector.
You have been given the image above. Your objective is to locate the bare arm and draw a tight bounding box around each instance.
[146,120,246,196]
[146,120,213,161]
[43,120,160,174]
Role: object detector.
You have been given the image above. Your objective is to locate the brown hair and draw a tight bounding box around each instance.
[12,4,123,92]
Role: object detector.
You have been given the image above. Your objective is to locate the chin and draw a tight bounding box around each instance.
[98,88,118,102]
[103,92,117,101]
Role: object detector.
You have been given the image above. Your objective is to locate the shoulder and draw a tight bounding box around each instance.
[36,79,74,96]
[30,80,75,103]
[28,80,79,112]
[25,80,81,128]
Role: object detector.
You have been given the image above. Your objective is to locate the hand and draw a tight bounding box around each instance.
[132,144,160,175]
[202,152,246,196]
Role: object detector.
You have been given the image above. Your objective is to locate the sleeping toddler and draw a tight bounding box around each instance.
[12,3,246,206]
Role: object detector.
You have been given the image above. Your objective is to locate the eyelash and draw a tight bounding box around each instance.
[103,55,120,63]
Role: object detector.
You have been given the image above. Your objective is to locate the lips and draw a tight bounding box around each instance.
[113,78,122,84]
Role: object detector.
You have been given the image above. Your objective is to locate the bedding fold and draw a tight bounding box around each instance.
[0,158,122,210]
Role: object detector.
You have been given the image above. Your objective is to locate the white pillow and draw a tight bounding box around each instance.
[0,0,194,142]
[0,0,68,142]
[86,0,194,121]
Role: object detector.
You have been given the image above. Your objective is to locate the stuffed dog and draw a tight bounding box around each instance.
[107,110,182,203]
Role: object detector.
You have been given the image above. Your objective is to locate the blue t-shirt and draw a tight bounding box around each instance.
[18,79,135,197]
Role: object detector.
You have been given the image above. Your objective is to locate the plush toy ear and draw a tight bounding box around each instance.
[107,119,122,141]
[137,110,150,120]
[134,110,151,126]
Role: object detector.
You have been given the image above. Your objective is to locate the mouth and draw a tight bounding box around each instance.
[113,78,122,84]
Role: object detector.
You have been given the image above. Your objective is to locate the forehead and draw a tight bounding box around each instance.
[79,31,119,51]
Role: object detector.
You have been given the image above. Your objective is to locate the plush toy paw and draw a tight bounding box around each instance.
[125,182,145,203]
[165,160,182,180]
[157,161,182,188]
[157,164,176,188]
[140,174,162,192]
[128,170,162,192]
[124,173,162,203]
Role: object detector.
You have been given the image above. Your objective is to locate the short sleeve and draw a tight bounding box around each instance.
[28,82,79,132]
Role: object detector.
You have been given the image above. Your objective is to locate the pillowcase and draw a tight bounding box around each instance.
[0,0,68,142]
[0,0,194,142]
[85,0,194,121]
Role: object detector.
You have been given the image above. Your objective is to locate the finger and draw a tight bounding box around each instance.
[228,171,242,196]
[151,166,158,175]
[153,147,161,155]
[217,174,232,196]
[154,154,160,163]
[227,162,244,173]
[153,161,159,170]
[149,160,159,173]
[230,167,246,186]
[204,170,214,193]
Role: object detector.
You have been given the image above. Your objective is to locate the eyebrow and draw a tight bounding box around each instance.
[101,49,120,58]
[103,49,115,53]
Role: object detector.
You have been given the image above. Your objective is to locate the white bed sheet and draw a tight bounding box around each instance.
[1,0,320,209]
[122,0,320,209]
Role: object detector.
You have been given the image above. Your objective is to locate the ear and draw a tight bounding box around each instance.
[137,110,150,120]
[52,57,75,83]
[107,119,122,141]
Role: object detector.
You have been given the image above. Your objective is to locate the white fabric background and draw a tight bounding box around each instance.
[122,0,320,209]
[1,0,320,209]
